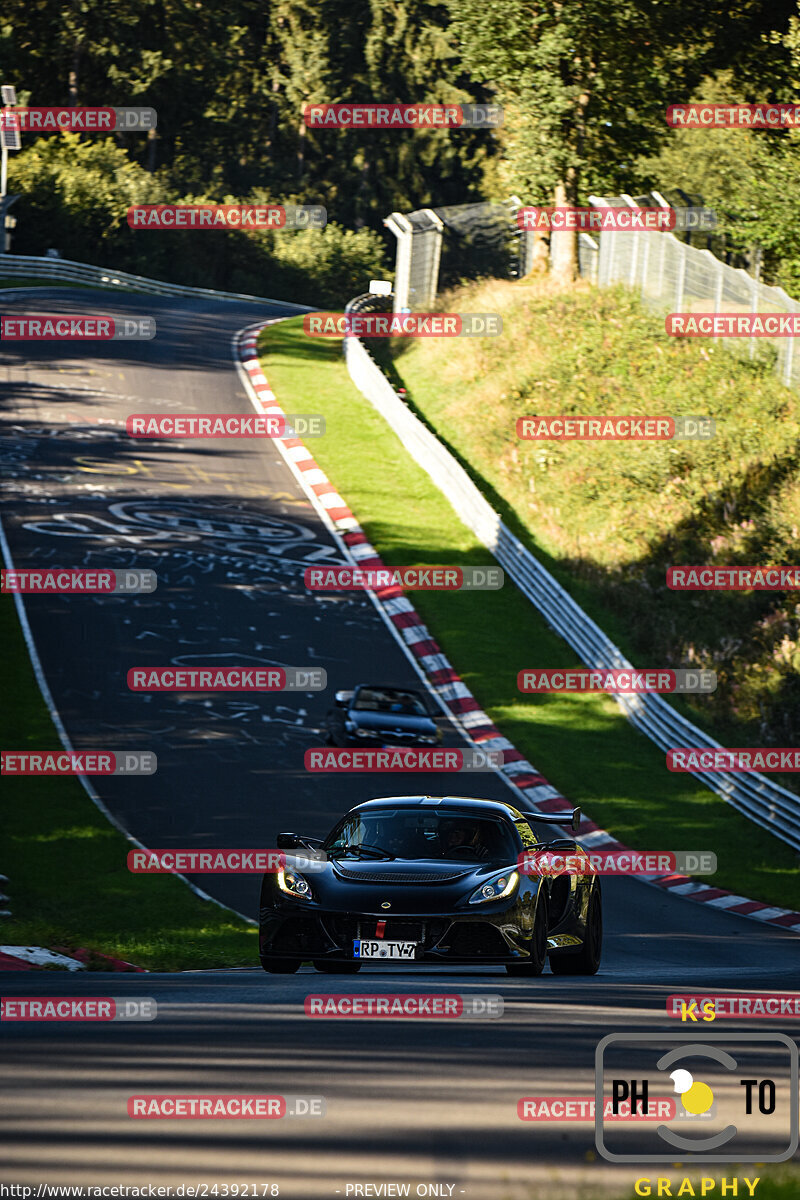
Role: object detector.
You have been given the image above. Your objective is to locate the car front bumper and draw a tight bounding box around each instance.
[259,907,533,965]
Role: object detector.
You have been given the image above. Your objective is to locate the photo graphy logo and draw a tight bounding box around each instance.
[595,1032,799,1163]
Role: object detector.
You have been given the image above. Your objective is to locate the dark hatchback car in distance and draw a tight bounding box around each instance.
[259,795,602,977]
[322,683,442,747]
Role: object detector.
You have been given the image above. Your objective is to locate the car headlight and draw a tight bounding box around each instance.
[468,871,519,905]
[277,867,313,900]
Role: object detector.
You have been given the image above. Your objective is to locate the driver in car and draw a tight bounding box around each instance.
[439,818,489,859]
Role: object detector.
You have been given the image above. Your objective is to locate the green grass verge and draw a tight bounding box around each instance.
[389,276,800,758]
[258,317,800,912]
[0,592,257,971]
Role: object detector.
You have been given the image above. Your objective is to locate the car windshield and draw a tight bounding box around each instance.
[324,808,518,862]
[352,688,428,717]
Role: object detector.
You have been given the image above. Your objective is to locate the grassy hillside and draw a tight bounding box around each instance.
[258,319,800,911]
[387,276,800,763]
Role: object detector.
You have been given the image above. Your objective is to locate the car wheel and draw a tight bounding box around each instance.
[549,887,602,976]
[313,960,362,974]
[506,892,548,977]
[260,957,302,974]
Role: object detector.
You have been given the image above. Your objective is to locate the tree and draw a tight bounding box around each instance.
[445,0,797,280]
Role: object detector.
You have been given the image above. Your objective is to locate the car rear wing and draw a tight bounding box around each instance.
[529,807,581,833]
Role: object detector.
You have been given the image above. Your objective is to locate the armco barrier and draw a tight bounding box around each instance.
[342,293,800,852]
[0,253,314,310]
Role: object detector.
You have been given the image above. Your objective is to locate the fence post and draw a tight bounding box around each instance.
[713,258,724,344]
[420,209,444,309]
[674,241,686,312]
[384,212,414,312]
[783,306,796,386]
[588,195,614,287]
[640,233,651,299]
[749,273,759,361]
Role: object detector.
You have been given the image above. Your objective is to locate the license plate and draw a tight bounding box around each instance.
[353,939,418,960]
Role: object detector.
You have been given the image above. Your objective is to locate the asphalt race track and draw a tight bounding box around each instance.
[1,290,798,1198]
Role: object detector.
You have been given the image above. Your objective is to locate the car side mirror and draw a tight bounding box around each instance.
[276,832,302,849]
[544,838,578,853]
[334,690,354,707]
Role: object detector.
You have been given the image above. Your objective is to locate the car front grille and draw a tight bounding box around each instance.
[322,915,449,949]
[444,922,509,957]
[333,866,469,884]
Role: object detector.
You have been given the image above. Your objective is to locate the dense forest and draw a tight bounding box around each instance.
[3,0,800,299]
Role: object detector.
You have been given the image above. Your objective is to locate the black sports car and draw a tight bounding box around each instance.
[322,684,442,748]
[259,795,602,976]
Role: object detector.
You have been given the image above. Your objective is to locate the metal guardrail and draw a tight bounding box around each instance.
[343,293,800,853]
[0,253,314,309]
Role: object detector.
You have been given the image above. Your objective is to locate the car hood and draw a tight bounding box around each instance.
[292,856,521,914]
[348,711,438,735]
